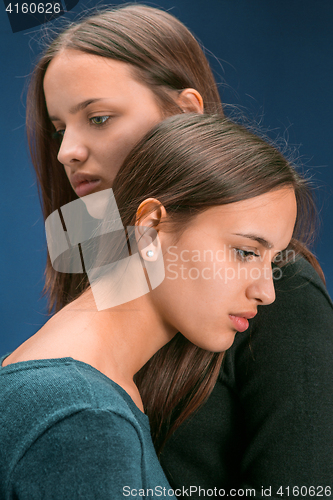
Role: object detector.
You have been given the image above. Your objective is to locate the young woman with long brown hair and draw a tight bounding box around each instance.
[8,4,333,496]
[1,112,305,497]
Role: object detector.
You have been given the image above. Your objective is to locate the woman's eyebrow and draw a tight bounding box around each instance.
[69,98,105,114]
[48,98,105,121]
[232,233,273,249]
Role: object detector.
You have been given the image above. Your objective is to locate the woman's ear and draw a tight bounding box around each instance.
[135,198,166,261]
[177,88,204,114]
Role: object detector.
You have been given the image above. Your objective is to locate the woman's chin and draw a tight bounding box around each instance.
[189,328,238,353]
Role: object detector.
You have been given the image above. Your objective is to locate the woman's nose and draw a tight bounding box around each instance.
[57,130,89,166]
[246,265,276,305]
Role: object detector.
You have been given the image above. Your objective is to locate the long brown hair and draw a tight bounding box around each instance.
[108,113,317,453]
[26,4,324,454]
[26,4,223,313]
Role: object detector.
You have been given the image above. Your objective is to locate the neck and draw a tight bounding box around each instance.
[58,287,176,398]
[4,284,176,412]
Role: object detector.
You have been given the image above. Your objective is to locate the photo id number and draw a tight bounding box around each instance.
[5,3,61,14]
[276,486,332,497]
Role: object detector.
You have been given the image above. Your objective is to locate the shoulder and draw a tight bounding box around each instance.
[255,257,333,337]
[0,357,136,417]
[0,358,146,482]
[273,256,332,304]
[223,257,333,383]
[217,259,333,486]
[253,257,333,340]
[5,409,146,498]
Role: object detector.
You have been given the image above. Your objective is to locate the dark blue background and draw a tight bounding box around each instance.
[1,0,332,356]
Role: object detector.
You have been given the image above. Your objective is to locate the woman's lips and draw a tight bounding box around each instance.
[229,315,250,332]
[75,179,101,197]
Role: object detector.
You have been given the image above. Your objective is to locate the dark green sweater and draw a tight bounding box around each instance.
[161,258,333,499]
[0,357,175,499]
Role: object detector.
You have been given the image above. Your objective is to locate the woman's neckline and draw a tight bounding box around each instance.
[0,353,149,421]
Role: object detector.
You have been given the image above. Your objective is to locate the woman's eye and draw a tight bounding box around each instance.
[235,248,260,262]
[52,130,65,143]
[273,251,283,263]
[90,116,110,125]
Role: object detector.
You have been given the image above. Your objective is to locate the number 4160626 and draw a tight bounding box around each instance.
[6,3,61,14]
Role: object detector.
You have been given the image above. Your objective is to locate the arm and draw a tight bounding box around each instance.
[161,259,333,498]
[9,409,144,499]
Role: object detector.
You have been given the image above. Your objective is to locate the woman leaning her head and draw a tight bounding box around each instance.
[18,3,328,491]
[1,109,312,494]
[106,112,313,452]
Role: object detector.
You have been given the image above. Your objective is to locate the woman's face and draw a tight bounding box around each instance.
[43,49,165,197]
[150,187,297,352]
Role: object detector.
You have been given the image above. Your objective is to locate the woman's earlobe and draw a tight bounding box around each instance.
[139,231,162,262]
[177,88,204,114]
[135,198,166,261]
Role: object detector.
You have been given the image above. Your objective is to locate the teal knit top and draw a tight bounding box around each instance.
[0,355,175,499]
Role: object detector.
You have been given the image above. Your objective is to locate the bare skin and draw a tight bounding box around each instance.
[3,188,297,412]
[3,50,205,409]
[43,49,203,196]
[3,52,297,412]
